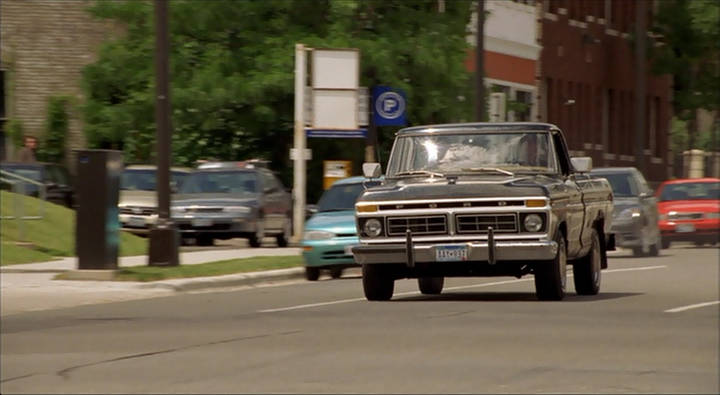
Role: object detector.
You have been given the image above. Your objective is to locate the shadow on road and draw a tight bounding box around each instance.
[392,291,643,302]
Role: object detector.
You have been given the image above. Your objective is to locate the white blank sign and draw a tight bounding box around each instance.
[312,90,358,129]
[312,49,359,90]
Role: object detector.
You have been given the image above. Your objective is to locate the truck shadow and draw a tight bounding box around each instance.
[392,291,643,302]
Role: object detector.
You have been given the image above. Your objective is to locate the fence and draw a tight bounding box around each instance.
[0,169,47,242]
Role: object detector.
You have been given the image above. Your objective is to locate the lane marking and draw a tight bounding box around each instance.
[664,300,720,313]
[258,265,667,313]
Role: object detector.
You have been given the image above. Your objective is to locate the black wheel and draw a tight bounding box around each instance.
[329,267,343,279]
[362,264,395,301]
[275,217,291,248]
[418,277,444,295]
[535,232,567,301]
[649,236,661,257]
[661,239,671,249]
[196,235,214,246]
[573,229,602,295]
[305,266,320,281]
[248,223,264,248]
[632,246,645,257]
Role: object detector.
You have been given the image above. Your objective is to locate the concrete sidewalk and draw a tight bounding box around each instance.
[1,247,310,316]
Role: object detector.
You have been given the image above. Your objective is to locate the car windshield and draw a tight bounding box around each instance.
[179,171,258,194]
[121,169,189,191]
[658,182,720,201]
[385,131,556,177]
[592,172,638,197]
[317,181,380,212]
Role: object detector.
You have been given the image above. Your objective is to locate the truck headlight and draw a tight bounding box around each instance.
[523,214,543,232]
[362,218,383,238]
[304,230,335,240]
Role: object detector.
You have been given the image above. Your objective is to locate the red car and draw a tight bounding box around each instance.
[656,178,720,248]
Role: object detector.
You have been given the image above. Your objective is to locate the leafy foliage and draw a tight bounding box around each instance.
[82,0,474,198]
[6,119,25,148]
[38,96,70,163]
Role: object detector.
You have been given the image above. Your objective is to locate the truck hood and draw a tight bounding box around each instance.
[119,190,156,207]
[357,175,555,202]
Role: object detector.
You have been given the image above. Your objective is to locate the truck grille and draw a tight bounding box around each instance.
[668,212,703,220]
[387,215,447,236]
[456,214,518,234]
[185,207,224,213]
[119,206,155,216]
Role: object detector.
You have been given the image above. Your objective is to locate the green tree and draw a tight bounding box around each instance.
[38,96,70,164]
[650,0,720,152]
[82,0,474,196]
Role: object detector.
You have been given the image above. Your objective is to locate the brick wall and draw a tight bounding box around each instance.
[1,0,118,168]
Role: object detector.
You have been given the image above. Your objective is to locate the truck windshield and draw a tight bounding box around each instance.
[386,132,557,178]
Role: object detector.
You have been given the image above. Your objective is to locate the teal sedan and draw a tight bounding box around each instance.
[302,176,380,281]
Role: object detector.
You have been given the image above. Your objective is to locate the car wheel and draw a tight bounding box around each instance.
[661,239,671,249]
[362,264,395,301]
[305,266,320,281]
[196,235,214,247]
[573,229,601,295]
[275,218,291,248]
[534,232,567,301]
[329,267,343,279]
[649,236,661,257]
[248,223,264,248]
[418,276,444,295]
[632,246,645,257]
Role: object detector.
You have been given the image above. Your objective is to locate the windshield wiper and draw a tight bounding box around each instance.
[460,167,515,176]
[394,170,445,178]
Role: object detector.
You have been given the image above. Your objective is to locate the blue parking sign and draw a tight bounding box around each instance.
[372,86,407,126]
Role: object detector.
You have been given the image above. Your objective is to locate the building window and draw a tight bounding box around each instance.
[514,90,533,122]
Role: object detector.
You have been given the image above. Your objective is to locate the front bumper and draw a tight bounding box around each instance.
[610,219,644,248]
[119,214,157,235]
[659,219,720,242]
[172,215,257,235]
[352,240,558,265]
[302,237,360,268]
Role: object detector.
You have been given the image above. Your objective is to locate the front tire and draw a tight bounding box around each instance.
[248,223,264,248]
[196,235,214,246]
[573,229,602,295]
[535,232,567,301]
[661,239,671,249]
[329,267,343,279]
[305,266,320,281]
[275,217,291,248]
[362,264,395,301]
[418,277,444,295]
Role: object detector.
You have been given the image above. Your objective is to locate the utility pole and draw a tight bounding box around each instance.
[634,0,647,175]
[476,0,486,122]
[292,44,307,243]
[148,0,179,266]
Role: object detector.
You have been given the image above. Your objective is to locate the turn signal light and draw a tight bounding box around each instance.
[356,204,378,213]
[526,199,546,207]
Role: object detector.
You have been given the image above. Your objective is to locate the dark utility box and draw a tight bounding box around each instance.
[74,150,123,270]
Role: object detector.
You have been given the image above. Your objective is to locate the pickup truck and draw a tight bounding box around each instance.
[352,122,614,301]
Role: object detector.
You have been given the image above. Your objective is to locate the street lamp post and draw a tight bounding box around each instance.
[148,0,179,267]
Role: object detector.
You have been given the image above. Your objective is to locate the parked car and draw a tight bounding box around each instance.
[302,176,381,281]
[118,164,191,235]
[655,177,720,248]
[590,167,662,256]
[352,122,614,301]
[0,161,75,208]
[172,160,292,247]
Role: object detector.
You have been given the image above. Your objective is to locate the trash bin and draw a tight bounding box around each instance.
[74,149,123,270]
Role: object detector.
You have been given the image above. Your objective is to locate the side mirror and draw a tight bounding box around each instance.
[306,204,318,219]
[362,162,382,179]
[570,157,592,173]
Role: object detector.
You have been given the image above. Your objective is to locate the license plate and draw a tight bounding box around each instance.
[676,223,695,233]
[192,218,213,227]
[128,216,145,227]
[436,245,468,262]
[344,245,356,256]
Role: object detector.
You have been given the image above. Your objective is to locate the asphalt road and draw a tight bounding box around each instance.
[2,244,718,394]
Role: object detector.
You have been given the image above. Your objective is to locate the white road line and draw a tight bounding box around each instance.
[664,300,720,313]
[258,264,667,313]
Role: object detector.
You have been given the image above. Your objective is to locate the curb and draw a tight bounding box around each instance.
[134,267,307,292]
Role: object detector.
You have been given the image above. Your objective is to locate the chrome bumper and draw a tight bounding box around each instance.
[352,240,558,265]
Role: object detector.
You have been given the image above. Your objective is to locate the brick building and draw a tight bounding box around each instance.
[468,0,673,183]
[0,0,116,165]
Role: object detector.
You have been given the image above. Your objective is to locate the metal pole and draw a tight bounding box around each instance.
[148,0,179,266]
[634,0,647,175]
[476,0,486,122]
[292,44,307,243]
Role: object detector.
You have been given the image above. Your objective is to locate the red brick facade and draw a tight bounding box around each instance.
[540,0,672,182]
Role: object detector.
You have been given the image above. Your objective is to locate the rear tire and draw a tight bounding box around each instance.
[649,236,661,257]
[362,264,394,301]
[248,224,264,248]
[661,239,671,249]
[305,266,320,281]
[573,229,602,295]
[329,267,343,279]
[196,236,214,247]
[418,276,444,295]
[535,232,567,301]
[632,246,644,257]
[275,218,291,248]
